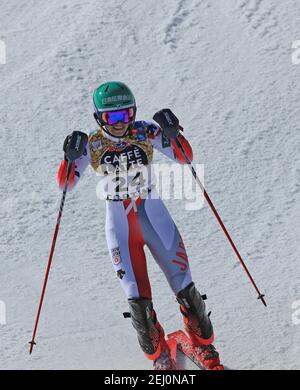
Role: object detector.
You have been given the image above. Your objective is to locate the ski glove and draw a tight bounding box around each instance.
[153,108,180,140]
[63,131,88,162]
[63,134,72,161]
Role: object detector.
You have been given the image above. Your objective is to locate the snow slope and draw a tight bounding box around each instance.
[0,0,300,369]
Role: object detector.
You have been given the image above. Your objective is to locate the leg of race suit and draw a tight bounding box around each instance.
[176,282,214,346]
[136,194,193,295]
[134,194,214,346]
[105,199,167,361]
[105,199,152,299]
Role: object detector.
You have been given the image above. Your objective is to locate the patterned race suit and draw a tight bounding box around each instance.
[57,120,193,299]
[57,120,215,360]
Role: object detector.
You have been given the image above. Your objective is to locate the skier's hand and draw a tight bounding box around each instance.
[153,108,180,140]
[63,131,88,162]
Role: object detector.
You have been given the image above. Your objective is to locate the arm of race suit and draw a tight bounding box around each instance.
[56,147,90,190]
[56,159,76,190]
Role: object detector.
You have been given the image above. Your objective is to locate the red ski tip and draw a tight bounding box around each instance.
[211,365,225,370]
[167,330,223,370]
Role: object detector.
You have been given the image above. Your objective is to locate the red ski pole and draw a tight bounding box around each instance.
[29,160,73,354]
[175,138,267,307]
[29,130,88,354]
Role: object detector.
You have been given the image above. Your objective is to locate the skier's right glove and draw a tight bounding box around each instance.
[63,134,72,161]
[57,131,88,190]
[63,131,88,162]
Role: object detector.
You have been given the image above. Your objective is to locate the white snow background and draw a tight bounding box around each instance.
[0,0,300,369]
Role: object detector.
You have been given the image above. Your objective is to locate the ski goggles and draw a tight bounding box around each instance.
[99,107,135,126]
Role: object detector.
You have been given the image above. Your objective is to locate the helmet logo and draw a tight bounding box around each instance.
[102,95,132,104]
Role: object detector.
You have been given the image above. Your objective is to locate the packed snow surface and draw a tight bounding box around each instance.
[0,0,300,369]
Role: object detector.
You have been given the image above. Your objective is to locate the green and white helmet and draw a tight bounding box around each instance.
[93,81,136,137]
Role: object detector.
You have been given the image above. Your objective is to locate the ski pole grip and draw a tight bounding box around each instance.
[153,108,180,140]
[65,131,88,162]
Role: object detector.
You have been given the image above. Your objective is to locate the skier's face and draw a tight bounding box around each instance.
[106,122,130,137]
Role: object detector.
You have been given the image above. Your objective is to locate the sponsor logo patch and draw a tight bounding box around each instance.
[108,141,128,152]
[117,269,126,280]
[111,247,122,265]
[91,140,103,151]
[102,95,131,104]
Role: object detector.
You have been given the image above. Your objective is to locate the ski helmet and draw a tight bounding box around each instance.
[93,81,136,138]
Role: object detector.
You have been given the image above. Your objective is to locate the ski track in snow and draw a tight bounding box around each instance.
[235,0,279,38]
[0,0,300,370]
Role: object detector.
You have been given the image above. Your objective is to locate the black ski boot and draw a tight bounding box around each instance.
[128,298,175,370]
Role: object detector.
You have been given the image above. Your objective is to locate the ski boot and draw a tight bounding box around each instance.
[128,298,175,370]
[176,282,223,370]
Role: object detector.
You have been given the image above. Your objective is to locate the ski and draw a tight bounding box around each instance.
[167,330,224,370]
[167,337,178,369]
[153,337,178,370]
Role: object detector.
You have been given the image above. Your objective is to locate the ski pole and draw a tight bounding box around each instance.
[29,160,73,354]
[29,131,88,354]
[175,137,266,307]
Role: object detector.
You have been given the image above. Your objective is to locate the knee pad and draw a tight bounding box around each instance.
[128,298,163,360]
[176,282,214,345]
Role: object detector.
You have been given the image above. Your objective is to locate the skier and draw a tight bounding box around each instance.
[56,81,222,370]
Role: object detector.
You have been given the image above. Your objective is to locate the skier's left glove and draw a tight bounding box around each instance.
[153,108,193,164]
[153,108,180,140]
